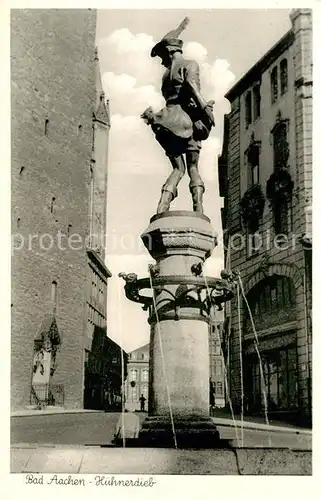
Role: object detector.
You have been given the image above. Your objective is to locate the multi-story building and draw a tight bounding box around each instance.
[209,310,225,407]
[84,328,128,410]
[218,9,312,425]
[125,344,150,412]
[11,9,112,410]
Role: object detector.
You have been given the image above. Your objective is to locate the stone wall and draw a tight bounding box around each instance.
[11,9,97,410]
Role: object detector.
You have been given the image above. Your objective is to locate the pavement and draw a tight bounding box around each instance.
[11,446,312,475]
[10,410,312,474]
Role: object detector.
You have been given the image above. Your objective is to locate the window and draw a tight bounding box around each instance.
[51,281,57,312]
[246,231,260,258]
[141,353,145,360]
[247,346,298,412]
[271,119,291,235]
[273,121,288,171]
[142,385,148,400]
[271,66,278,104]
[214,360,222,375]
[131,385,137,402]
[250,165,259,186]
[130,369,137,381]
[274,200,291,235]
[213,339,221,355]
[245,91,252,127]
[246,139,260,188]
[142,369,149,382]
[280,59,288,95]
[253,85,261,121]
[216,381,223,395]
[244,276,296,332]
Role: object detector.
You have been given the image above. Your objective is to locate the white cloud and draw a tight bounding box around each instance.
[103,72,164,116]
[185,41,208,63]
[199,136,222,182]
[99,29,162,87]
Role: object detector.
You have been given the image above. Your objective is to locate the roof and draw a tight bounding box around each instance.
[225,29,294,102]
[128,343,149,355]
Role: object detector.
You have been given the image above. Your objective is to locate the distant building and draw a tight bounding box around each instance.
[11,9,112,410]
[218,9,312,425]
[209,310,225,408]
[125,344,150,412]
[84,328,128,410]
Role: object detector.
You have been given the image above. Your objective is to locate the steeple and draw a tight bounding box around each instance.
[94,46,110,127]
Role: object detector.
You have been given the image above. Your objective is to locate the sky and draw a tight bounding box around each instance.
[96,9,292,352]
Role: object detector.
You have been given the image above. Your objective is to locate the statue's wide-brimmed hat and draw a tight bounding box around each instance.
[151,38,183,57]
[151,17,189,58]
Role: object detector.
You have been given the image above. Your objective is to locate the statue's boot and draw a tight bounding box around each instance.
[191,186,204,213]
[157,190,173,214]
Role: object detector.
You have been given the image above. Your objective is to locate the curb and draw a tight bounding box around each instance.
[11,409,104,417]
[213,418,312,435]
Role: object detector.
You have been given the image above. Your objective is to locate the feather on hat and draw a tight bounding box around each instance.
[151,17,190,57]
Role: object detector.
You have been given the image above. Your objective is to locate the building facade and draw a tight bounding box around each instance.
[125,344,150,412]
[84,328,128,410]
[219,9,312,424]
[209,311,225,408]
[11,9,112,410]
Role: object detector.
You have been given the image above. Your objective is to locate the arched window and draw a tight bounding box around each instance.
[51,281,57,312]
[130,369,137,381]
[280,59,288,96]
[272,121,288,171]
[271,118,291,234]
[270,66,278,104]
[131,385,137,401]
[142,369,149,382]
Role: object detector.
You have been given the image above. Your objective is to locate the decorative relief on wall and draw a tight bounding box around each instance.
[244,331,296,355]
[32,315,61,381]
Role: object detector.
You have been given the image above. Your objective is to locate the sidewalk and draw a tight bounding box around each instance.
[213,417,312,435]
[11,408,103,417]
[11,445,312,475]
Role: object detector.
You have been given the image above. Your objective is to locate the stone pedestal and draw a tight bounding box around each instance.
[139,211,220,447]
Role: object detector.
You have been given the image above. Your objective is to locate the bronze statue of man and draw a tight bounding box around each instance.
[141,17,215,214]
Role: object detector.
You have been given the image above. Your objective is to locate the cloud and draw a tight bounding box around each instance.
[185,41,208,63]
[99,29,236,178]
[199,136,222,182]
[103,72,164,116]
[99,29,163,87]
[99,29,235,114]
